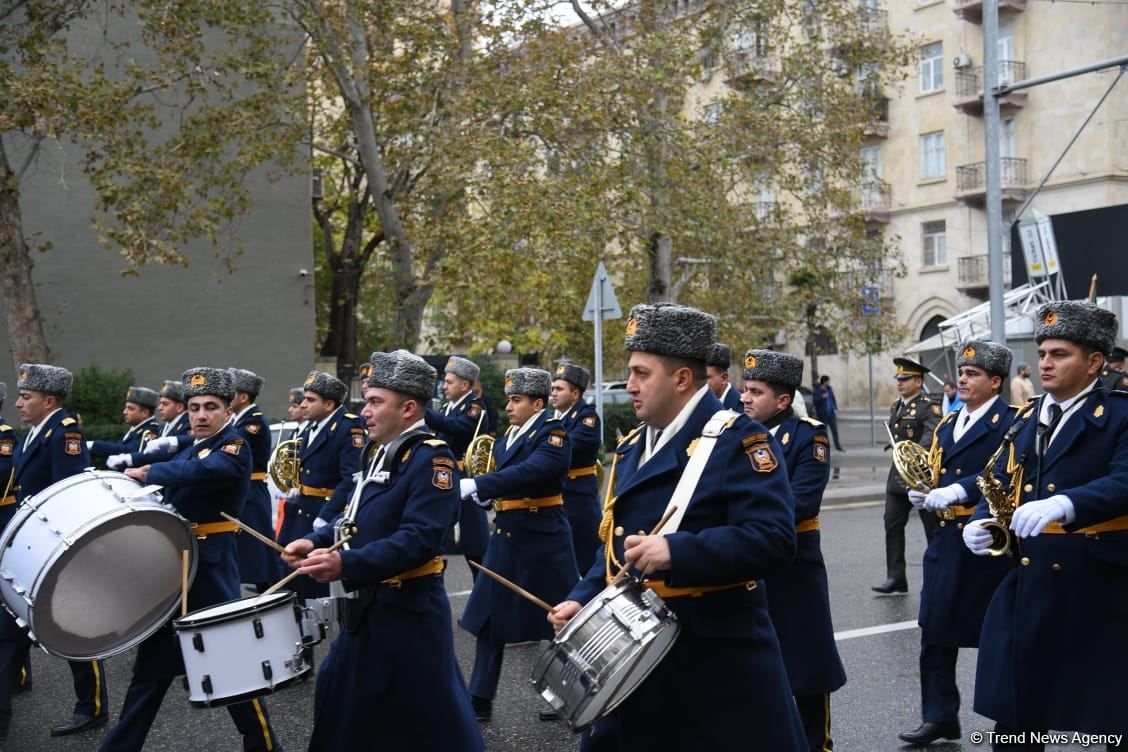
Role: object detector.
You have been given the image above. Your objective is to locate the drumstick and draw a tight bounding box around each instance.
[260,535,352,598]
[221,512,286,554]
[468,561,554,614]
[611,505,678,584]
[181,550,190,617]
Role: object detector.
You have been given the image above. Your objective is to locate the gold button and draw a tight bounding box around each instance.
[1020,557,1030,566]
[940,467,947,474]
[939,520,946,528]
[1052,563,1062,571]
[614,526,624,537]
[955,469,962,476]
[1023,483,1033,493]
[1047,483,1056,493]
[895,422,900,428]
[637,530,646,536]
[506,532,512,538]
[957,523,964,530]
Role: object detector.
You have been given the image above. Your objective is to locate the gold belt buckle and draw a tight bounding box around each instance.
[386,578,403,590]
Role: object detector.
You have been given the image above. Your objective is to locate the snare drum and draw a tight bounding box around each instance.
[530,578,680,730]
[0,470,197,660]
[174,591,310,707]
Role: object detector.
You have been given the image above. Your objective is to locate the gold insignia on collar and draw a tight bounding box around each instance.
[991,413,999,424]
[1043,310,1058,326]
[625,317,638,336]
[781,432,790,445]
[963,346,976,358]
[744,355,757,369]
[190,373,206,386]
[686,438,699,456]
[198,448,212,459]
[1095,405,1105,418]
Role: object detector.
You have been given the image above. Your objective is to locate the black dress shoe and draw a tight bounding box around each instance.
[538,705,561,722]
[50,712,109,737]
[471,696,492,722]
[898,721,961,745]
[872,579,909,595]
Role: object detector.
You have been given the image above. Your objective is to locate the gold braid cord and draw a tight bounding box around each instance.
[598,452,622,583]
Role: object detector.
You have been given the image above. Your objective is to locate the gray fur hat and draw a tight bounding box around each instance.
[366,349,437,402]
[742,349,804,390]
[624,303,716,361]
[17,364,73,397]
[956,340,1012,379]
[289,387,305,405]
[443,356,480,383]
[1035,301,1118,355]
[505,367,552,397]
[126,386,159,410]
[706,343,732,370]
[553,363,591,392]
[303,371,348,405]
[182,367,235,402]
[0,381,6,405]
[160,380,187,404]
[229,368,264,397]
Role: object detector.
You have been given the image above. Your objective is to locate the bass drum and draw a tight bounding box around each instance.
[0,470,197,660]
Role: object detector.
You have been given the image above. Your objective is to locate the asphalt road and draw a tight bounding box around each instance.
[2,413,1102,751]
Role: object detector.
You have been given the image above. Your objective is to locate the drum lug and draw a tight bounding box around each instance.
[192,633,205,652]
[201,675,213,696]
[261,660,273,685]
[253,618,264,639]
[0,569,12,582]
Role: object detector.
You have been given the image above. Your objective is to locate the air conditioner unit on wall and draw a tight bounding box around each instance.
[952,52,972,69]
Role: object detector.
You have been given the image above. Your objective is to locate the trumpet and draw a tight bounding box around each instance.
[974,417,1027,557]
[269,437,303,493]
[464,408,495,478]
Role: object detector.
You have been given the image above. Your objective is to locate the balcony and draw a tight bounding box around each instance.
[862,96,890,138]
[953,0,1026,23]
[957,254,1013,299]
[725,49,780,88]
[860,179,891,223]
[953,62,1028,115]
[858,7,888,35]
[955,158,1027,205]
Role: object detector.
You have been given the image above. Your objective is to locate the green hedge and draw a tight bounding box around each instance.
[600,402,640,453]
[68,365,135,427]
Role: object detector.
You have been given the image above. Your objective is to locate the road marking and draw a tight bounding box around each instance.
[452,589,472,597]
[835,620,917,641]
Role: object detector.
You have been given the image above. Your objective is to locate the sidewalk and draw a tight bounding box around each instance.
[821,408,894,506]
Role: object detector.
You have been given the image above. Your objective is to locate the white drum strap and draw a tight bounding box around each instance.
[656,410,739,535]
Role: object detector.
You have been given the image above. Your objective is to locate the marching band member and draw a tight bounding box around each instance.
[1099,344,1128,390]
[100,367,280,752]
[705,342,742,410]
[157,380,192,438]
[283,350,483,752]
[229,368,279,590]
[425,356,490,575]
[966,303,1128,751]
[0,382,24,740]
[90,386,161,462]
[277,371,364,600]
[286,387,307,435]
[898,341,1017,747]
[550,363,603,579]
[10,364,110,737]
[549,304,805,750]
[741,349,846,752]
[459,368,579,723]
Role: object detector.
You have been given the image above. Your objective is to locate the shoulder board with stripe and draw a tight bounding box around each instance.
[252,411,263,417]
[617,424,644,447]
[61,417,77,426]
[800,416,824,427]
[423,438,448,447]
[0,424,10,432]
[936,410,959,430]
[344,413,359,420]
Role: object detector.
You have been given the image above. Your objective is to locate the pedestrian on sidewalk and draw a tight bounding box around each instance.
[1009,362,1035,404]
[813,375,845,452]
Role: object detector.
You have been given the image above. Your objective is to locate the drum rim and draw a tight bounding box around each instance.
[173,591,296,630]
[185,668,310,709]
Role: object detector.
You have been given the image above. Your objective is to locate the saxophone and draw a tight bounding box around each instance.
[974,416,1028,557]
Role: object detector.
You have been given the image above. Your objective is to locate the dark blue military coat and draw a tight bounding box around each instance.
[231,405,279,584]
[460,411,579,644]
[0,420,22,643]
[12,409,88,502]
[974,386,1128,735]
[164,411,192,437]
[764,414,846,696]
[305,434,483,752]
[89,416,162,461]
[719,383,742,411]
[559,399,603,573]
[569,393,805,750]
[918,398,1017,647]
[425,393,490,560]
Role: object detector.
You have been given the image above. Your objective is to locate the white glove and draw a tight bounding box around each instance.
[86,441,94,450]
[907,490,927,509]
[143,436,180,455]
[107,453,133,470]
[312,517,329,530]
[452,522,461,545]
[963,519,994,556]
[286,487,301,500]
[922,484,965,512]
[459,478,477,501]
[1010,495,1075,538]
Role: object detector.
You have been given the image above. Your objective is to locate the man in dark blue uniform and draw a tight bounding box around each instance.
[0,381,25,740]
[550,363,603,577]
[1099,345,1128,390]
[459,367,579,723]
[283,350,483,752]
[10,364,110,737]
[99,367,281,752]
[898,340,1018,746]
[741,349,846,752]
[705,342,743,410]
[549,304,805,751]
[425,356,490,575]
[90,386,161,463]
[229,368,278,591]
[874,357,942,594]
[156,380,192,438]
[276,371,364,601]
[965,302,1128,751]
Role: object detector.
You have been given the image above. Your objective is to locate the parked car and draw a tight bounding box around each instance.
[583,380,633,406]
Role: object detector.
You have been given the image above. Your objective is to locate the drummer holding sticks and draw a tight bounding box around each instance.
[547,304,808,751]
[282,350,483,752]
[99,367,281,752]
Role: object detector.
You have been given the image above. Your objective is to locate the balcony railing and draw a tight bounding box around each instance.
[863,95,890,137]
[953,0,1026,23]
[954,61,1027,114]
[955,158,1027,203]
[725,49,780,87]
[957,254,1013,295]
[860,179,891,222]
[858,7,888,34]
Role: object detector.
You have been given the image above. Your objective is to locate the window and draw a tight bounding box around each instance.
[702,101,724,124]
[922,220,947,267]
[1000,117,1016,158]
[861,146,882,179]
[918,41,944,92]
[920,131,945,180]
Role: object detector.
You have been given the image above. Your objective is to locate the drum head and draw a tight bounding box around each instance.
[34,508,197,660]
[174,591,294,629]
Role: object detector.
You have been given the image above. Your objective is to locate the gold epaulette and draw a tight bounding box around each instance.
[617,424,643,448]
[423,438,447,448]
[0,424,10,432]
[800,416,824,427]
[344,413,359,419]
[61,417,77,426]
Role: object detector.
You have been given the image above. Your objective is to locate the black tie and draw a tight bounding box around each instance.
[1040,403,1063,455]
[961,412,971,430]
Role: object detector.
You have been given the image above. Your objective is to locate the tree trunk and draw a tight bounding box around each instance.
[805,301,820,388]
[0,140,49,370]
[647,232,673,303]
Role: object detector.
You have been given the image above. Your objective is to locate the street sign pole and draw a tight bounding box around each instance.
[582,262,622,430]
[594,280,604,427]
